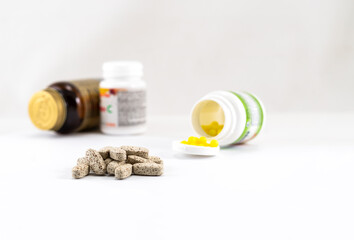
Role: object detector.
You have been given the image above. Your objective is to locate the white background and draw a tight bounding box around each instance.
[0,0,354,117]
[0,114,353,240]
[0,1,354,240]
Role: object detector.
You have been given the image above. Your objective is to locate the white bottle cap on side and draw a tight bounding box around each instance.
[103,61,143,78]
[172,141,220,156]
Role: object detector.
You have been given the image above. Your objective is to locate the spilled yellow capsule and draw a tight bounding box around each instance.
[198,136,207,144]
[210,139,219,147]
[180,136,219,148]
[188,136,198,145]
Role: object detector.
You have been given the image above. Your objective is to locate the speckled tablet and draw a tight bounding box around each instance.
[110,147,126,161]
[72,164,90,179]
[86,149,106,175]
[115,164,133,180]
[120,146,149,158]
[133,162,163,176]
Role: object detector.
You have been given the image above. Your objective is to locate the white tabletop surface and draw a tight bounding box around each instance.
[0,113,353,240]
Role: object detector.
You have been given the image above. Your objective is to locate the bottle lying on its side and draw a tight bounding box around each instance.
[28,79,100,133]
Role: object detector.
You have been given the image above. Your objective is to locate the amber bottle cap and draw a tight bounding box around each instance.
[28,88,66,131]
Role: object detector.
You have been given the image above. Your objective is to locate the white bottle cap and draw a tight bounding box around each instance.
[172,141,220,156]
[103,61,143,78]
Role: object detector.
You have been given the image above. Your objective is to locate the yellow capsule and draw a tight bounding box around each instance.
[182,136,217,147]
[211,121,219,128]
[198,136,207,144]
[188,136,198,145]
[218,125,224,133]
[210,139,219,147]
[202,125,211,131]
[208,129,217,136]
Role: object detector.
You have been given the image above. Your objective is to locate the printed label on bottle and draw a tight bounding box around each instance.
[231,91,264,144]
[100,88,146,127]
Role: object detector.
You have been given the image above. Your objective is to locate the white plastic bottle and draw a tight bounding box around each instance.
[100,61,146,135]
[190,91,265,147]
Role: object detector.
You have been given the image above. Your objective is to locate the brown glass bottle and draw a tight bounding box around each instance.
[28,79,100,133]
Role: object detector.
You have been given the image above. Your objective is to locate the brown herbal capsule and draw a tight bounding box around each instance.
[115,164,133,180]
[98,146,114,159]
[107,161,125,175]
[120,146,149,158]
[133,162,163,176]
[86,149,106,175]
[104,158,113,169]
[72,165,90,179]
[110,147,126,161]
[77,157,90,166]
[149,156,163,165]
[127,155,149,164]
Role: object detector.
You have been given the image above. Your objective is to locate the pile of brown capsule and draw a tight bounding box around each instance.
[72,146,163,180]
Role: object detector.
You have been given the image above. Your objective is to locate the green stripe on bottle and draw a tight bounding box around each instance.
[247,92,264,136]
[230,91,251,143]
